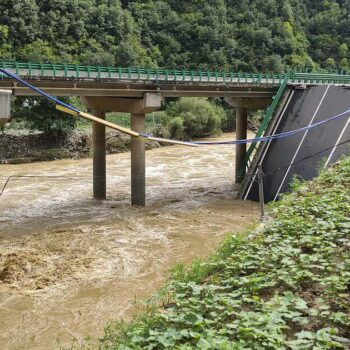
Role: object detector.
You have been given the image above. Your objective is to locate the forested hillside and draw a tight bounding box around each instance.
[1,0,350,72]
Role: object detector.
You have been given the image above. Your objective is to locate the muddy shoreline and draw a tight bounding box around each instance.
[0,130,161,164]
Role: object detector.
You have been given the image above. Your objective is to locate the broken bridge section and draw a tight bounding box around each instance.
[241,84,350,202]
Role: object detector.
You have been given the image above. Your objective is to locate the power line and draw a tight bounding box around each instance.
[0,175,89,197]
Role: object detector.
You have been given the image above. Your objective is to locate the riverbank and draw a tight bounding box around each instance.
[0,130,161,164]
[94,157,350,349]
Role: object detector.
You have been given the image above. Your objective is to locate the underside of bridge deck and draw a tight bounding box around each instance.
[0,79,277,98]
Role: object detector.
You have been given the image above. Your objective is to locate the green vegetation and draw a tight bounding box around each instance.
[2,1,350,71]
[166,98,225,140]
[11,97,77,136]
[91,156,350,349]
[76,111,169,133]
[7,97,233,140]
[3,1,350,137]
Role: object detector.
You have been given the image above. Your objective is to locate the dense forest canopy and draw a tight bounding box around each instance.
[1,0,350,72]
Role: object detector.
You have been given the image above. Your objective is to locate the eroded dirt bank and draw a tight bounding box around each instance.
[0,134,259,350]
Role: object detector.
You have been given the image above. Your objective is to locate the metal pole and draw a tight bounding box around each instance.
[257,164,265,219]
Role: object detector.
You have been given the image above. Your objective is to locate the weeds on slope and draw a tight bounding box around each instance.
[97,157,350,349]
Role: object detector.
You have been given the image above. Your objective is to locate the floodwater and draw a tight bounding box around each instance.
[0,133,259,350]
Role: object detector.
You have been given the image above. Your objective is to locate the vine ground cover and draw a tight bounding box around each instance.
[84,157,350,349]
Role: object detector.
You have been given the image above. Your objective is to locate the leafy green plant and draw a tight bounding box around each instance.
[166,98,226,140]
[89,157,350,350]
[12,97,77,136]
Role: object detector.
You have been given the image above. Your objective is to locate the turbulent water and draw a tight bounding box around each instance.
[0,134,259,350]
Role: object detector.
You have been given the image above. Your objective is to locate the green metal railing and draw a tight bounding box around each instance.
[1,61,350,86]
[0,61,284,84]
[2,61,350,85]
[239,75,290,177]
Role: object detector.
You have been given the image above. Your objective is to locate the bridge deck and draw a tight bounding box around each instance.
[241,84,350,202]
[1,61,350,97]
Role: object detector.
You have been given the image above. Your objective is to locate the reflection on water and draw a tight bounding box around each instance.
[0,134,259,350]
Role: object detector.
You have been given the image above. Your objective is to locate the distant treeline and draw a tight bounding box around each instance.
[2,0,350,137]
[1,0,350,72]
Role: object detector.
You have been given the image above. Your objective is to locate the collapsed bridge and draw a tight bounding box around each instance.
[0,61,349,205]
[240,84,350,202]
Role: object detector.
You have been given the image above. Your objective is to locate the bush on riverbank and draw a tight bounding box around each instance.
[12,96,80,136]
[95,157,350,349]
[166,98,226,140]
[6,97,231,143]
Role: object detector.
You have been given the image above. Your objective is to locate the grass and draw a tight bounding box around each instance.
[73,156,350,350]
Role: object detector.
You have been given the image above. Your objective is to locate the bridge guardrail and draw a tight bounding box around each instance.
[0,61,291,84]
[1,61,350,85]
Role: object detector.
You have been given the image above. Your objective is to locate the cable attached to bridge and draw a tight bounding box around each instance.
[193,109,350,145]
[1,68,349,147]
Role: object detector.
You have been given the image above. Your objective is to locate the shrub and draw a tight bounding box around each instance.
[12,96,77,136]
[168,116,185,139]
[166,98,226,140]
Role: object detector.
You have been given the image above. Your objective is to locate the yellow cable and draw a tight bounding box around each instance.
[55,105,198,147]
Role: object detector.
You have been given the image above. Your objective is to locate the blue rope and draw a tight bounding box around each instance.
[0,68,79,113]
[1,68,350,146]
[192,108,350,145]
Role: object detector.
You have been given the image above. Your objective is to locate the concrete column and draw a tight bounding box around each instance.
[131,113,146,206]
[92,110,106,199]
[235,108,248,183]
[0,90,11,125]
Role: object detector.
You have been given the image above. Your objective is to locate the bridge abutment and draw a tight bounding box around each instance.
[0,90,11,125]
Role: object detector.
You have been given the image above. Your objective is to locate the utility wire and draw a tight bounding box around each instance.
[0,175,89,197]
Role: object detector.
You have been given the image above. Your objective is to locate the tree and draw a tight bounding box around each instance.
[339,43,348,60]
[166,98,225,140]
[12,97,77,136]
[17,39,58,62]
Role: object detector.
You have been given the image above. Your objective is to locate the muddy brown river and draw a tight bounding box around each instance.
[0,134,259,350]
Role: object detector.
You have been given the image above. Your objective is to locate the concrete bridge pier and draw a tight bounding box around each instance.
[131,114,146,206]
[81,94,161,206]
[0,90,11,125]
[92,110,106,199]
[235,108,248,183]
[225,97,272,183]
